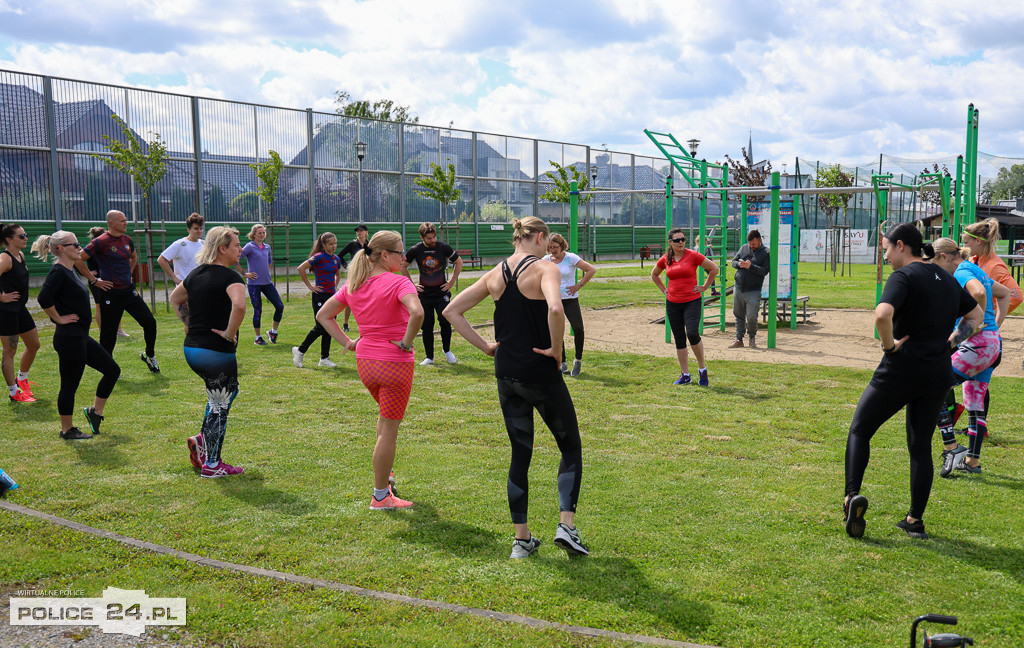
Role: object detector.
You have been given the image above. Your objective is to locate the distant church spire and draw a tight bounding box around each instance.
[746,131,753,166]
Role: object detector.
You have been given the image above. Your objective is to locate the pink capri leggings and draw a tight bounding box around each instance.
[356,358,414,420]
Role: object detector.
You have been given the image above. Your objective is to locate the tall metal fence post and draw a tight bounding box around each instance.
[192,97,205,217]
[306,109,316,239]
[42,76,63,228]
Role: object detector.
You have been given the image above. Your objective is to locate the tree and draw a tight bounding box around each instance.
[230,192,260,221]
[207,185,228,221]
[413,162,462,243]
[249,150,284,223]
[815,164,856,276]
[479,201,510,222]
[83,173,108,221]
[94,113,168,309]
[919,163,952,212]
[980,164,1024,202]
[539,161,592,204]
[334,90,419,123]
[724,147,772,188]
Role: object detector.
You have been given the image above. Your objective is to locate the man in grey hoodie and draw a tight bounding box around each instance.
[729,230,770,348]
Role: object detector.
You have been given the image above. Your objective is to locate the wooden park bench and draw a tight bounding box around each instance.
[760,295,813,324]
[456,249,483,271]
[639,245,663,268]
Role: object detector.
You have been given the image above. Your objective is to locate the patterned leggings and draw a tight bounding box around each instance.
[357,358,414,420]
[184,347,239,466]
[952,330,1001,410]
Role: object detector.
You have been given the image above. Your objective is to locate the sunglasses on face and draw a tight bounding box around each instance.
[670,238,685,243]
[16,233,28,239]
[62,242,82,249]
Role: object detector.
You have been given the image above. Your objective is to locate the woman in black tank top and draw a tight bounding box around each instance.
[0,222,42,403]
[445,217,588,559]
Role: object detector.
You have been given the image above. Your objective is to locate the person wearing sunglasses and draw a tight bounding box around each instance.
[650,228,719,386]
[0,223,42,403]
[315,230,424,511]
[32,231,121,440]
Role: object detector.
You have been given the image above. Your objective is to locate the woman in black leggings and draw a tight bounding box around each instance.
[33,231,120,440]
[843,224,981,540]
[650,228,718,386]
[171,226,247,479]
[445,216,586,559]
[543,233,596,377]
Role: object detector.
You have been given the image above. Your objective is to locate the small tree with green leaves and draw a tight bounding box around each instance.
[94,114,168,307]
[539,161,592,205]
[249,150,284,224]
[815,164,856,276]
[414,162,461,243]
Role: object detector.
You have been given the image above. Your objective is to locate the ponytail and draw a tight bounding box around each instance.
[31,230,77,262]
[962,217,1000,254]
[308,232,336,257]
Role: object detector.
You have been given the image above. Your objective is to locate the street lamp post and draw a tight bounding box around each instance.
[589,165,598,259]
[687,139,699,235]
[356,141,366,222]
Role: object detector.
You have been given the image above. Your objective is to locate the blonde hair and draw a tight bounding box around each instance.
[962,218,999,255]
[512,217,549,244]
[348,230,402,292]
[548,233,568,252]
[196,226,239,265]
[246,223,265,241]
[88,226,106,239]
[932,237,969,262]
[31,230,77,262]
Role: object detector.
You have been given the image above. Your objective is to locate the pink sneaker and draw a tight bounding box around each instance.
[9,389,36,403]
[187,434,207,469]
[369,489,413,510]
[16,378,37,397]
[201,462,244,478]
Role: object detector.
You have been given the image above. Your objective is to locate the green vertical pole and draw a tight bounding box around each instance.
[740,194,748,235]
[874,186,888,340]
[768,172,780,348]
[953,155,964,240]
[698,163,707,335]
[791,197,800,330]
[940,175,951,243]
[964,104,976,227]
[665,176,673,344]
[969,107,980,225]
[569,181,579,253]
[718,172,728,332]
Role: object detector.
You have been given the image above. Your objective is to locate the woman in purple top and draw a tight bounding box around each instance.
[293,232,343,368]
[235,224,284,345]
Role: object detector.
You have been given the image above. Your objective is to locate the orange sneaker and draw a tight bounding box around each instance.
[16,378,36,397]
[369,489,413,510]
[9,389,35,403]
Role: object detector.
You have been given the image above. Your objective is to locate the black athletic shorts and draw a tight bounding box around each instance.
[0,307,36,336]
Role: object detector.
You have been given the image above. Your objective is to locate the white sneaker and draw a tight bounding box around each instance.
[444,350,458,364]
[510,536,542,559]
[419,358,434,366]
[570,359,582,377]
[318,358,338,368]
[291,346,304,368]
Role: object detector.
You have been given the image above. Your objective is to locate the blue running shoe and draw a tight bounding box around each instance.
[672,373,691,385]
[698,368,709,387]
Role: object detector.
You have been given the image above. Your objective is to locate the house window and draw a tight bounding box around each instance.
[73,142,106,172]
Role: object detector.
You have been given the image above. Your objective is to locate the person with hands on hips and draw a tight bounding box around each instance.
[171,226,247,478]
[235,224,284,345]
[0,222,42,403]
[401,222,463,366]
[543,233,597,376]
[316,230,424,511]
[444,217,588,560]
[650,228,719,387]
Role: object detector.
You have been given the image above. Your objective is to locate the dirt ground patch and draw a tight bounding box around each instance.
[582,304,1024,378]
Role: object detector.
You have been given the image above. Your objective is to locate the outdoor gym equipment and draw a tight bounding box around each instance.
[910,614,973,648]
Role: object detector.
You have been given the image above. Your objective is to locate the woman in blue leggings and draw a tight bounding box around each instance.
[236,224,284,345]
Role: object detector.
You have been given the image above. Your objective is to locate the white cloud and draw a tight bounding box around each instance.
[1,0,1022,170]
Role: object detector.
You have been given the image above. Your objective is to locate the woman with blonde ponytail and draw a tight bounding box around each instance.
[315,230,424,510]
[444,216,589,559]
[961,218,1022,313]
[929,237,1011,478]
[34,230,121,440]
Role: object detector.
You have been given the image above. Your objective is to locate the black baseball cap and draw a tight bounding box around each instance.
[354,224,368,232]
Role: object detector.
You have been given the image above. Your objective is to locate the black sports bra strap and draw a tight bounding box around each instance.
[511,255,540,280]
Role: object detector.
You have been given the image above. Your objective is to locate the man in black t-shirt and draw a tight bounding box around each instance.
[337,225,370,333]
[402,222,462,365]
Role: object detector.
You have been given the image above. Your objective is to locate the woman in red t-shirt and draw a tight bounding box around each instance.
[650,228,719,386]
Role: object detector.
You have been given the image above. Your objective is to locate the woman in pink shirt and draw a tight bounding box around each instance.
[316,230,424,511]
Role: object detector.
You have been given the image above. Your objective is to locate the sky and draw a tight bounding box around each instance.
[2,0,1023,169]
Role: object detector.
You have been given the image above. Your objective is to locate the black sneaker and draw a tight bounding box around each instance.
[554,523,589,556]
[896,517,929,539]
[268,330,278,344]
[83,406,104,435]
[342,323,350,333]
[60,427,92,440]
[844,494,868,538]
[140,353,160,373]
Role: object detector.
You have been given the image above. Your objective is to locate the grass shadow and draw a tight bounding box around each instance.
[923,537,1024,585]
[68,432,130,469]
[213,469,318,516]
[707,384,778,401]
[548,556,713,635]
[388,502,500,558]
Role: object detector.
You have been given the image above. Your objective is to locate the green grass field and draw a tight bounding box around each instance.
[3,263,1023,647]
